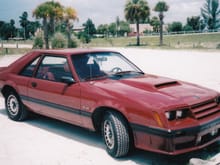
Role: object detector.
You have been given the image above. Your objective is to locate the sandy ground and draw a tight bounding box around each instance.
[0,48,220,165]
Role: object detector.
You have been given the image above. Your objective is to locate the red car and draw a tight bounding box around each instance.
[0,49,220,158]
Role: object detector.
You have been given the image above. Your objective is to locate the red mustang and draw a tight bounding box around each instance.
[0,49,220,157]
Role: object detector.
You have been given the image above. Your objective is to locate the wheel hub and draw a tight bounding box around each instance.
[104,120,115,149]
[7,95,19,116]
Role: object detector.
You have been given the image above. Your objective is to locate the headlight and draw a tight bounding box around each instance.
[165,109,189,121]
[165,111,176,121]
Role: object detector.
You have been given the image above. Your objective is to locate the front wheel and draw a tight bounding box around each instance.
[5,91,28,121]
[102,111,130,158]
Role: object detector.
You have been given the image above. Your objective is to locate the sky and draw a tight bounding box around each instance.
[0,0,204,27]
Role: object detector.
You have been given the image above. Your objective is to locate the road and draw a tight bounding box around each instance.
[0,48,220,165]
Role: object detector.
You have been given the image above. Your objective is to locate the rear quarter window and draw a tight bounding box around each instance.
[19,57,41,77]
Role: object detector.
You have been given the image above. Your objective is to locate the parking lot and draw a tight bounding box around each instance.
[0,48,220,165]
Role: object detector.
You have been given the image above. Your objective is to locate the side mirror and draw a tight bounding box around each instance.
[61,76,75,85]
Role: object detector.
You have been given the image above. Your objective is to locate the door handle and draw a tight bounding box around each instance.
[31,82,37,88]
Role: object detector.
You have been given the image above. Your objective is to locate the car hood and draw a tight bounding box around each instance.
[94,74,218,110]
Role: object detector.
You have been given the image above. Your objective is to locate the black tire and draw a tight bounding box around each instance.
[102,111,130,158]
[5,91,28,121]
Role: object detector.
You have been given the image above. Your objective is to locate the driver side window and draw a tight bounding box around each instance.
[36,56,73,82]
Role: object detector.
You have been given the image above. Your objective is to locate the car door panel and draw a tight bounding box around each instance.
[26,78,82,125]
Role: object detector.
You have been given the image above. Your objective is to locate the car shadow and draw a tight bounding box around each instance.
[0,108,220,165]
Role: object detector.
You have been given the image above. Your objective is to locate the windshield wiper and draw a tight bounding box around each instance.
[114,71,144,76]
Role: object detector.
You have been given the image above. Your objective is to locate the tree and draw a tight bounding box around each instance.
[186,16,201,31]
[63,7,78,48]
[125,0,150,46]
[19,12,41,39]
[0,20,17,40]
[97,24,109,35]
[150,16,160,32]
[116,16,120,37]
[33,1,63,49]
[83,18,96,37]
[77,31,91,43]
[118,21,130,36]
[19,12,29,39]
[108,23,117,36]
[78,19,96,43]
[27,21,41,37]
[154,1,169,46]
[168,22,183,32]
[97,21,130,37]
[201,0,220,30]
[9,19,16,38]
[183,25,193,32]
[48,1,63,35]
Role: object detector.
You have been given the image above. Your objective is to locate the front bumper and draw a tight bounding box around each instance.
[131,117,220,155]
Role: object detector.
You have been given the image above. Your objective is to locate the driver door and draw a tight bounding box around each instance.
[26,55,82,125]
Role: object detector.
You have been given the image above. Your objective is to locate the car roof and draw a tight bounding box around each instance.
[31,48,119,56]
[8,48,120,74]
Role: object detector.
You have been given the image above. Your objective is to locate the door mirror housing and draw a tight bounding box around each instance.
[61,76,75,85]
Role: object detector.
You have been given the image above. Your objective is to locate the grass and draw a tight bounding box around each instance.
[1,32,220,55]
[88,32,220,50]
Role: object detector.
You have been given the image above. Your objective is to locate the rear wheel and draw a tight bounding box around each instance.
[102,111,130,158]
[5,91,28,121]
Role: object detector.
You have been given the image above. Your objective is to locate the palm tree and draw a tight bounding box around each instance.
[124,0,150,46]
[116,16,120,37]
[19,12,29,39]
[33,1,63,49]
[9,19,16,38]
[201,0,220,30]
[154,1,169,46]
[48,1,63,35]
[63,7,78,48]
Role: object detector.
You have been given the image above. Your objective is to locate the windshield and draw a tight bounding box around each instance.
[71,52,143,81]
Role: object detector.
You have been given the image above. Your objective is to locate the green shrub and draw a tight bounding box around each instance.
[51,32,66,49]
[33,35,44,49]
[68,37,78,48]
[78,32,91,44]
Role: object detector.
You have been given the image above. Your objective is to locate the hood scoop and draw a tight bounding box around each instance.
[154,81,180,89]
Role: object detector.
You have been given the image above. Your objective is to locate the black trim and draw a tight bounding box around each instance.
[131,123,173,137]
[131,117,220,138]
[21,95,92,117]
[20,95,220,139]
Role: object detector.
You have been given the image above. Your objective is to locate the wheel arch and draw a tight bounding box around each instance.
[1,85,18,98]
[92,106,134,141]
[92,106,135,156]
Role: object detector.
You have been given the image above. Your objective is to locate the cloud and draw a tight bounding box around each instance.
[148,0,203,24]
[70,0,126,26]
[164,0,203,23]
[0,0,206,27]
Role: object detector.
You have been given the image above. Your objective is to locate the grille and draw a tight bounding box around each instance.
[191,99,220,120]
